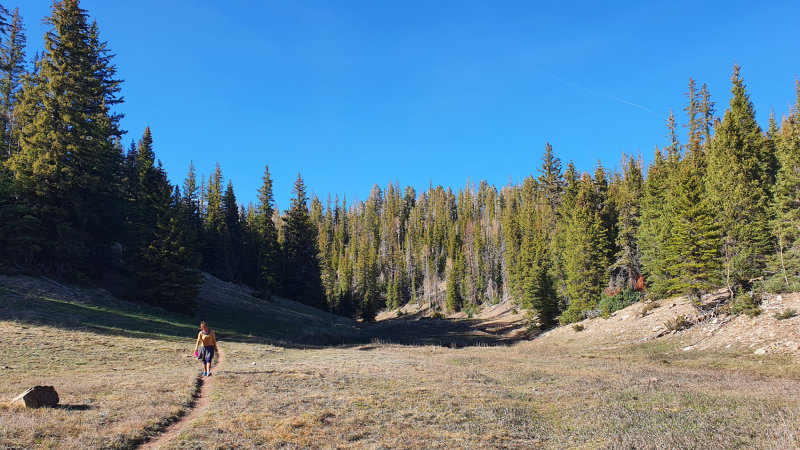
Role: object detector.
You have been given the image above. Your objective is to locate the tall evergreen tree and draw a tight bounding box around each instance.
[560,174,609,324]
[254,165,281,294]
[6,0,123,274]
[283,173,324,309]
[770,78,800,288]
[706,65,773,292]
[0,6,25,158]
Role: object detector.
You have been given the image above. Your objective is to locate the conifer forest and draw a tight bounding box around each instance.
[3,0,800,327]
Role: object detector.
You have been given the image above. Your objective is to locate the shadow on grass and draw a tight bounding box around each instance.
[0,285,361,348]
[362,316,533,347]
[0,283,532,349]
[55,404,94,411]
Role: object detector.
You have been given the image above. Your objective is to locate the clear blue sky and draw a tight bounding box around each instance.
[19,1,800,210]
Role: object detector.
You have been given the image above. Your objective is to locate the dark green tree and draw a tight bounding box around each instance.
[706,65,773,292]
[283,173,324,309]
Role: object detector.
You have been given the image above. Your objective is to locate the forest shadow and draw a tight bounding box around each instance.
[0,285,363,348]
[362,316,533,347]
[1,281,532,349]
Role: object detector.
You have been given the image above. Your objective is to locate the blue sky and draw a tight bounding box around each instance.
[19,1,800,210]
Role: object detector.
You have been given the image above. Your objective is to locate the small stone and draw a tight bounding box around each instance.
[754,347,767,355]
[531,387,537,392]
[252,362,256,365]
[12,386,59,408]
[682,346,694,351]
[712,318,718,324]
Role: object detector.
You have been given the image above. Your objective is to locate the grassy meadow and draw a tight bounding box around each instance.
[2,276,800,449]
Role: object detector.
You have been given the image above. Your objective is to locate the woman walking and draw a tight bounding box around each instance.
[195,321,219,376]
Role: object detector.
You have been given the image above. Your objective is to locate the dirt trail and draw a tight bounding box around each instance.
[139,351,223,449]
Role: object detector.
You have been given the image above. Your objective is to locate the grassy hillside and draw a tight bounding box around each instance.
[2,274,800,448]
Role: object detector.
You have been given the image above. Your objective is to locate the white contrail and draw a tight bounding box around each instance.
[513,58,659,116]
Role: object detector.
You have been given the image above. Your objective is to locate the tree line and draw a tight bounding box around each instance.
[1,1,799,324]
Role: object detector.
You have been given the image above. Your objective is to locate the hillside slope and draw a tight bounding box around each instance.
[0,273,365,345]
[538,291,800,359]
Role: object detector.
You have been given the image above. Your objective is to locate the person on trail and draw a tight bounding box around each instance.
[194,321,219,376]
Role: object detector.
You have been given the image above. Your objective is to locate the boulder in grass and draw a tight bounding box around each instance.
[12,386,59,408]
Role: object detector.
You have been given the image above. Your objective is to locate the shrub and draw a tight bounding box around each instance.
[760,275,800,294]
[463,304,478,319]
[524,309,540,331]
[598,289,641,318]
[773,308,798,320]
[396,310,405,318]
[664,314,691,331]
[731,291,762,317]
[572,324,585,332]
[431,311,444,319]
[640,301,660,317]
[559,308,584,325]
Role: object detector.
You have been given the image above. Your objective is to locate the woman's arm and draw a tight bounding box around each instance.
[195,332,201,352]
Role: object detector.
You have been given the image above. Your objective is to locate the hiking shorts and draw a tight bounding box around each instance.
[197,346,215,363]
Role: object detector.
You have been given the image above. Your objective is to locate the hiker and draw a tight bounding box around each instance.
[194,321,219,376]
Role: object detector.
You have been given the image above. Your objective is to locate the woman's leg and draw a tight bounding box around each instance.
[206,361,212,375]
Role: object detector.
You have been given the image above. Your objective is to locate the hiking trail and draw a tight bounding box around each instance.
[138,350,224,449]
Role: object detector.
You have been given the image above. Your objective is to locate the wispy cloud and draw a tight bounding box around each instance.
[512,58,659,117]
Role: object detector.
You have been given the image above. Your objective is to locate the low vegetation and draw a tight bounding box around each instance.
[664,314,691,332]
[774,308,798,320]
[3,276,800,448]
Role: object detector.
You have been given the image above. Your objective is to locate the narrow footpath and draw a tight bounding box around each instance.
[139,351,224,449]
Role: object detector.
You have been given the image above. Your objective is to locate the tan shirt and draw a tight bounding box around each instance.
[196,330,217,349]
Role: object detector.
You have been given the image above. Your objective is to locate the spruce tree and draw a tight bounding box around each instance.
[0,6,25,158]
[255,165,281,294]
[137,187,202,313]
[560,174,609,324]
[610,155,643,291]
[283,173,324,309]
[706,65,772,291]
[664,157,721,297]
[770,78,800,288]
[7,0,123,274]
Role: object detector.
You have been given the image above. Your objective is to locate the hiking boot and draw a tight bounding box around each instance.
[202,371,207,376]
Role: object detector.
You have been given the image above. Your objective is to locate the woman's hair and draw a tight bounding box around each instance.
[200,321,207,328]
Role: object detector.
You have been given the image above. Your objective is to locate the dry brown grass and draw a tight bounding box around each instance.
[3,274,800,449]
[159,337,800,449]
[0,321,201,449]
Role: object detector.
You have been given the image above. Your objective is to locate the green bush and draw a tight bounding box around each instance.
[524,309,540,331]
[731,291,762,317]
[559,308,584,325]
[773,308,797,320]
[463,304,478,319]
[598,289,641,318]
[760,275,800,294]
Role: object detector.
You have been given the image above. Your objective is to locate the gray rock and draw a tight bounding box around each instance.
[12,386,59,408]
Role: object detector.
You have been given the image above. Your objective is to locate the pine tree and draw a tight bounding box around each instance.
[0,6,25,159]
[706,65,772,292]
[222,180,242,281]
[770,78,800,289]
[283,173,324,309]
[137,187,202,313]
[254,165,281,294]
[610,155,643,291]
[202,163,231,279]
[6,0,123,274]
[664,156,721,297]
[560,174,609,324]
